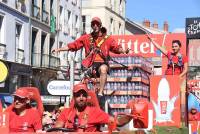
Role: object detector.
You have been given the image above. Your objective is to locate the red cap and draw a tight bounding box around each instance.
[12,87,30,99]
[73,83,88,93]
[91,17,102,25]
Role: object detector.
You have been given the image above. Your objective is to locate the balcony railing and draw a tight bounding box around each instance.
[0,43,7,60]
[32,4,40,20]
[32,53,60,69]
[42,10,49,24]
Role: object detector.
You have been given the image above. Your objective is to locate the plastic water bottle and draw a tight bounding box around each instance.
[117,96,121,104]
[124,56,128,65]
[135,56,138,64]
[117,83,121,91]
[132,82,135,90]
[114,70,118,77]
[138,57,141,64]
[124,69,127,77]
[128,56,132,64]
[107,83,110,90]
[114,82,117,91]
[110,82,113,90]
[132,56,135,64]
[138,83,142,91]
[124,83,127,90]
[135,82,139,90]
[135,70,139,77]
[113,96,118,104]
[124,96,128,104]
[128,82,132,90]
[121,69,124,77]
[127,70,132,78]
[120,96,125,104]
[121,82,124,91]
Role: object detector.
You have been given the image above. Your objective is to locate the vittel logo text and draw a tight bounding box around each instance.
[118,39,156,54]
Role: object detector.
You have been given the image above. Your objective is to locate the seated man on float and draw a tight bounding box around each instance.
[54,83,132,132]
[5,87,43,132]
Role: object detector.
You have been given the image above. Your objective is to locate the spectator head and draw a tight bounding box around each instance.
[91,17,102,27]
[12,87,31,109]
[73,83,88,109]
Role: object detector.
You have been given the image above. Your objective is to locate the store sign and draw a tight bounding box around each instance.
[0,60,8,83]
[47,81,71,95]
[150,75,181,127]
[186,17,200,39]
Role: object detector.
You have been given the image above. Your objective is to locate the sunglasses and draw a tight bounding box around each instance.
[14,96,27,102]
[74,90,88,98]
[91,21,101,27]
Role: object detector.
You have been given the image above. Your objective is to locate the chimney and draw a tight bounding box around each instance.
[163,21,169,32]
[143,19,150,27]
[152,21,158,29]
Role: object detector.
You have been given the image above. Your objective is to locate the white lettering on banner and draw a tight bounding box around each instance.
[47,81,71,95]
[187,20,200,35]
[49,85,70,90]
[118,39,156,54]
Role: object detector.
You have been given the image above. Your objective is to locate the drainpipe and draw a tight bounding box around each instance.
[70,55,75,100]
[29,0,33,85]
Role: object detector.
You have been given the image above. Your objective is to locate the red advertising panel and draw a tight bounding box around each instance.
[0,112,9,134]
[112,33,186,57]
[112,33,186,74]
[150,75,181,127]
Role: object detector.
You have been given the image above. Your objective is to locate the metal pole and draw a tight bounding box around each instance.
[70,56,75,100]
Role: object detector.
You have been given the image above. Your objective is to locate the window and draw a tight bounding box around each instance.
[16,23,22,49]
[74,15,79,36]
[67,10,71,35]
[119,0,123,16]
[59,6,64,31]
[82,16,86,33]
[111,0,115,10]
[16,23,24,63]
[0,15,5,44]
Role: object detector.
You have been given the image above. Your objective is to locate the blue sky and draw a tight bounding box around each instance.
[126,0,200,32]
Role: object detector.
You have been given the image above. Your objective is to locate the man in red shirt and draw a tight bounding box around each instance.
[52,17,128,109]
[54,83,131,132]
[148,38,188,77]
[5,87,43,132]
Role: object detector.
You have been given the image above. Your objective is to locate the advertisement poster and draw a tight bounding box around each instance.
[0,112,9,133]
[150,75,180,127]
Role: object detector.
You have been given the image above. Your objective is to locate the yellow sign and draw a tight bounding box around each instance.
[0,60,8,83]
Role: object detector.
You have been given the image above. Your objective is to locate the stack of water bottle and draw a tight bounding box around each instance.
[107,55,152,115]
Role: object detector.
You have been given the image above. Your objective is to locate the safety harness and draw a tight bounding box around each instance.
[87,34,110,58]
[167,52,184,74]
[81,34,110,68]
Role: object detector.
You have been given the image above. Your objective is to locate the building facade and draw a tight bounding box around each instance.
[0,0,32,93]
[82,0,126,35]
[0,0,82,97]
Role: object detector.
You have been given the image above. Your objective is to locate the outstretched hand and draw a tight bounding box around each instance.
[146,33,153,42]
[123,48,130,54]
[51,48,59,54]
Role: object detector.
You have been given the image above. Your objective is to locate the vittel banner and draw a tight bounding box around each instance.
[186,17,200,39]
[112,33,186,57]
